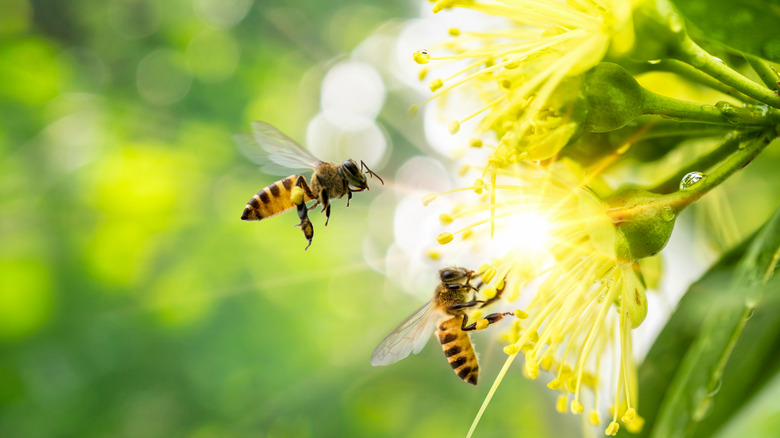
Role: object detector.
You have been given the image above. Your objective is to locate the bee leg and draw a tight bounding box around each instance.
[294,202,314,250]
[346,190,352,207]
[461,312,513,331]
[448,300,485,311]
[314,174,332,226]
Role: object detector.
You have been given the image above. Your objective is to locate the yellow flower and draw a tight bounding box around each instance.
[428,160,647,437]
[414,0,638,162]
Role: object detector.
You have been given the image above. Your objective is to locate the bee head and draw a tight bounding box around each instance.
[341,159,369,190]
[439,267,473,285]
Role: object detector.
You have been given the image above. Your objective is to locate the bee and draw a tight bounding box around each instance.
[236,121,383,250]
[371,267,513,385]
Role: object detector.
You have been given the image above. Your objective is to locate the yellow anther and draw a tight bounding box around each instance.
[499,78,512,91]
[448,120,460,134]
[460,228,473,240]
[624,415,645,433]
[448,27,460,36]
[408,104,418,118]
[425,249,441,260]
[436,232,453,245]
[481,287,497,300]
[547,378,561,390]
[622,407,636,422]
[481,268,496,284]
[475,319,489,330]
[524,355,539,379]
[588,411,601,426]
[504,59,520,69]
[540,355,554,370]
[458,165,469,176]
[503,344,519,355]
[413,49,430,64]
[439,213,453,225]
[496,278,504,290]
[422,193,437,206]
[290,186,305,205]
[429,78,443,91]
[571,400,584,414]
[528,330,539,343]
[473,178,484,194]
[514,309,529,319]
[556,395,567,413]
[418,68,428,81]
[469,138,483,148]
[606,422,619,436]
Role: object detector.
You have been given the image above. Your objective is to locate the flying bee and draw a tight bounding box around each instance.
[371,267,513,385]
[236,121,383,250]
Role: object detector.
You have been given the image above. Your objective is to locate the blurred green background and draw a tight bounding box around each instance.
[0,0,575,436]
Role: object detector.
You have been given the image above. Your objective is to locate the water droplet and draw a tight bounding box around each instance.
[707,379,723,397]
[648,59,662,65]
[715,101,732,111]
[413,49,430,65]
[680,171,704,190]
[661,206,676,221]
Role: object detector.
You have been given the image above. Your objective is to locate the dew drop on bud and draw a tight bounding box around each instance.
[680,171,704,190]
[413,49,430,64]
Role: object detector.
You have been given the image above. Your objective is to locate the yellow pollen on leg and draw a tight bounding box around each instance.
[475,319,489,330]
[290,186,305,205]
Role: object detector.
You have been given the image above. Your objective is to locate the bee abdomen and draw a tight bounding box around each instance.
[438,317,479,385]
[241,175,309,221]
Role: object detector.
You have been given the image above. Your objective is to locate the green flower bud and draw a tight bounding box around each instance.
[606,188,678,261]
[581,63,645,133]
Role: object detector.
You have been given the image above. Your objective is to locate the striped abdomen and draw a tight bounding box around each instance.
[438,316,479,385]
[241,175,312,221]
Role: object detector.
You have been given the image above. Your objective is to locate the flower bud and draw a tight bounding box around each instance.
[581,63,645,133]
[606,188,678,261]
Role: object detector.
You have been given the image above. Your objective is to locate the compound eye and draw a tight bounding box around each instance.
[440,269,462,282]
[342,160,360,176]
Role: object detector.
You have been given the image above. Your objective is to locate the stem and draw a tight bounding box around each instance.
[646,59,761,104]
[744,53,780,91]
[607,130,777,220]
[650,131,756,194]
[673,38,780,109]
[642,89,780,127]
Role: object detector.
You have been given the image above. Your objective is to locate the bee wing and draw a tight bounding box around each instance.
[235,121,323,175]
[371,300,441,366]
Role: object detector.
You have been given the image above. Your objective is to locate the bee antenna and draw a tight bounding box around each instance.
[360,160,384,185]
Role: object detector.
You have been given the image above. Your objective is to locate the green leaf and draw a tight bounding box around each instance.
[670,0,780,62]
[622,204,780,437]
